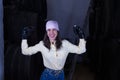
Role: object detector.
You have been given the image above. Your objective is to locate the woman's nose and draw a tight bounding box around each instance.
[50,30,54,33]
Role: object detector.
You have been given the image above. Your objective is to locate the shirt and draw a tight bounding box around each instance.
[21,39,86,70]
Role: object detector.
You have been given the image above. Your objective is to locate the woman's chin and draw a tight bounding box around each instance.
[49,38,55,41]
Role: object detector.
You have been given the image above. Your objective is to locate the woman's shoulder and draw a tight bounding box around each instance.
[37,40,44,45]
[61,39,71,45]
[62,39,68,42]
[61,38,76,45]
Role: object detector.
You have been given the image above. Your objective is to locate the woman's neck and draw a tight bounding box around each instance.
[50,40,56,45]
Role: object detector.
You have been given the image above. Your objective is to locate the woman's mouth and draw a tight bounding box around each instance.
[49,34,55,39]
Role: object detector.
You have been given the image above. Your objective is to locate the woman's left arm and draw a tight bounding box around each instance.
[64,39,86,54]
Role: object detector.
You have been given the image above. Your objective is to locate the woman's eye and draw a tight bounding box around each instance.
[53,29,57,31]
[47,29,50,31]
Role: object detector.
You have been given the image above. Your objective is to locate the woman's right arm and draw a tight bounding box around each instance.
[21,39,41,55]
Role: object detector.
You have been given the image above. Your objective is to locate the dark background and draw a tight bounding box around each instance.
[3,0,120,80]
[0,0,4,80]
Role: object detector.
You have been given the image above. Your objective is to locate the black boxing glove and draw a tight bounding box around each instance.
[73,25,85,39]
[22,26,34,39]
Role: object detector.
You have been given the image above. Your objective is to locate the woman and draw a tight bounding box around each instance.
[21,20,86,80]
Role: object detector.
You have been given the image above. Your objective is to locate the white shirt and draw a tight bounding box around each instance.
[21,39,86,70]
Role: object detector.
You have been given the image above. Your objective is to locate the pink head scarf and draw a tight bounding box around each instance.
[46,20,59,31]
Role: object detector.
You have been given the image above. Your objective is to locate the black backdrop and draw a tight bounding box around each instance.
[0,0,3,80]
[88,0,120,80]
[4,0,47,80]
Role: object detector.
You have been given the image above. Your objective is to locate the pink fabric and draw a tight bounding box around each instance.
[46,20,59,31]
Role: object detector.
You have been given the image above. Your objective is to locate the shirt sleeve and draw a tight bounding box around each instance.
[63,39,86,54]
[21,39,42,55]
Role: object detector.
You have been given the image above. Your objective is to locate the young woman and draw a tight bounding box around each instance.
[21,20,86,80]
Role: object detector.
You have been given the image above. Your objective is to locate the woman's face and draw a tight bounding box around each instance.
[47,28,58,42]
